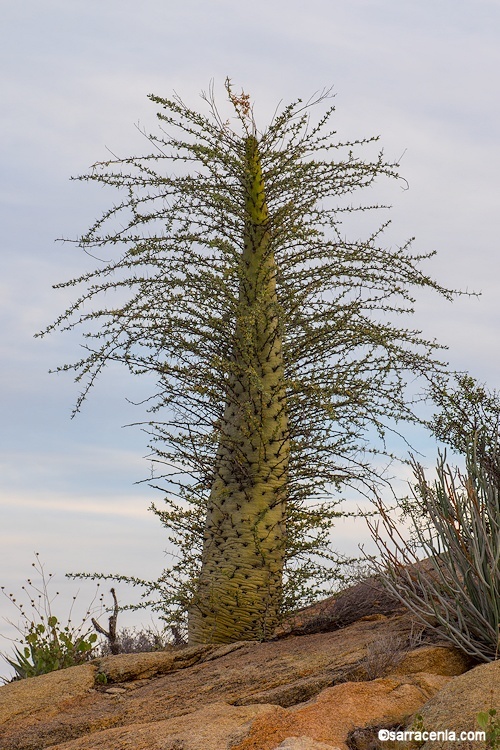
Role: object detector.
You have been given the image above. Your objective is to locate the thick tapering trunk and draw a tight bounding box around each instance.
[188,136,289,643]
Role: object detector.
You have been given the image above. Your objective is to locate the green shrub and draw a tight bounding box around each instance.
[5,616,97,679]
[1,554,102,681]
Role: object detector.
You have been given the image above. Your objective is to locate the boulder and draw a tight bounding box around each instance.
[417,659,500,750]
[273,738,341,749]
[0,616,418,749]
[389,646,472,678]
[231,672,450,750]
[0,664,96,725]
[95,643,215,682]
[0,591,477,750]
[37,702,276,750]
[274,578,402,638]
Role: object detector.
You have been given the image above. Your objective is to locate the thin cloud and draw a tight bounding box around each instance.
[0,493,152,519]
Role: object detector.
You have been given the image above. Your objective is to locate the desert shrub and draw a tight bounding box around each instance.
[366,439,500,662]
[4,617,98,680]
[360,625,425,680]
[1,554,102,680]
[91,587,186,655]
[279,572,402,638]
[98,626,176,655]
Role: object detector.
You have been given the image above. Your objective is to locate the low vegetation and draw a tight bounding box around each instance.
[367,438,500,662]
[0,554,101,681]
[0,564,180,681]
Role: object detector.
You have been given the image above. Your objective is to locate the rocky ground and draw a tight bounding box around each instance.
[1,578,498,750]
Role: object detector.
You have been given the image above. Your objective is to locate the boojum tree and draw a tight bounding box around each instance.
[40,81,456,644]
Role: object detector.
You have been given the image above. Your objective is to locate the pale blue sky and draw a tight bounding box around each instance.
[1,0,499,667]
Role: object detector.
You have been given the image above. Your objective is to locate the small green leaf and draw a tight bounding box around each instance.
[477,712,489,729]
